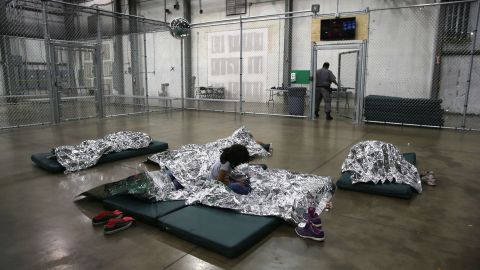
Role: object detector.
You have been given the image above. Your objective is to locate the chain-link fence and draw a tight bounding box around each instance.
[185,1,480,129]
[2,0,480,130]
[0,0,52,128]
[187,13,313,117]
[365,0,479,130]
[0,0,172,129]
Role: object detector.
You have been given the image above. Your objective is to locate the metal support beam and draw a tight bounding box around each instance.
[282,0,293,87]
[239,15,243,113]
[64,3,76,94]
[181,39,185,109]
[183,0,193,98]
[95,10,104,119]
[128,0,141,99]
[42,0,60,124]
[0,2,13,99]
[113,0,125,95]
[462,1,480,128]
[310,43,316,120]
[143,26,149,111]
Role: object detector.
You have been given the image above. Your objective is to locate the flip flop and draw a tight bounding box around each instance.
[421,174,437,186]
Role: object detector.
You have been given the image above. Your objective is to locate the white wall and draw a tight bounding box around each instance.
[145,31,183,97]
[139,0,184,98]
[190,0,285,101]
[366,6,439,98]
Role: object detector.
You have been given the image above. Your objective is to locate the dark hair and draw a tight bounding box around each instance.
[323,62,330,69]
[220,144,250,168]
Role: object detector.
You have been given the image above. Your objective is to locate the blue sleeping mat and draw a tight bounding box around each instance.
[103,194,185,225]
[336,153,417,199]
[31,140,168,173]
[157,205,281,258]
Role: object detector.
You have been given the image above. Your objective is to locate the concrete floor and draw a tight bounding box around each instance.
[0,110,479,270]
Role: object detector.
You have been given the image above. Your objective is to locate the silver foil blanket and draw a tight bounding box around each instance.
[148,126,270,185]
[102,166,333,223]
[341,140,422,193]
[99,127,333,223]
[55,131,152,173]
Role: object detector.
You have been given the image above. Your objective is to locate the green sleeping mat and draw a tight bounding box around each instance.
[336,152,417,199]
[31,140,169,173]
[103,194,185,225]
[157,205,281,258]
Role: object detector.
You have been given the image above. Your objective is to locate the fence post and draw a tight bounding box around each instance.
[181,39,185,110]
[41,0,59,124]
[462,1,480,129]
[239,15,243,114]
[310,43,316,120]
[95,9,104,119]
[143,20,149,112]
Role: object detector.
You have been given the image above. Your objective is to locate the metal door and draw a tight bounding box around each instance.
[337,50,359,119]
[311,41,367,123]
[50,43,103,122]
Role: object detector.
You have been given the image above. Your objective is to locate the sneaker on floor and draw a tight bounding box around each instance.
[302,207,322,228]
[295,221,325,241]
[92,210,123,226]
[104,217,135,235]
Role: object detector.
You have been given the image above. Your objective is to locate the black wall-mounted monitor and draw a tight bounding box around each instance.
[320,17,356,41]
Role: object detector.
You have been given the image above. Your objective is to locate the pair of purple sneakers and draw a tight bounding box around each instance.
[295,207,325,241]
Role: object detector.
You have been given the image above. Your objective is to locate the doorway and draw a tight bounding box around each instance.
[49,42,103,122]
[311,42,366,123]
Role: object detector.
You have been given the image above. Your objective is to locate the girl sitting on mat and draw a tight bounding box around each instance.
[210,144,252,195]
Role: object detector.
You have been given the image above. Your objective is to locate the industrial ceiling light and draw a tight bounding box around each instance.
[311,4,320,15]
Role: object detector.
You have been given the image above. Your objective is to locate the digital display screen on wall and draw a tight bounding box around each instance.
[320,17,356,41]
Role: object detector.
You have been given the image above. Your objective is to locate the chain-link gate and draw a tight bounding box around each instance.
[336,50,358,119]
[51,44,99,121]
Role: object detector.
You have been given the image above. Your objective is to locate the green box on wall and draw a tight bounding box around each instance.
[290,70,310,84]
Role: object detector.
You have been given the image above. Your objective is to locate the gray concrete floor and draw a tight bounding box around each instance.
[0,110,479,270]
